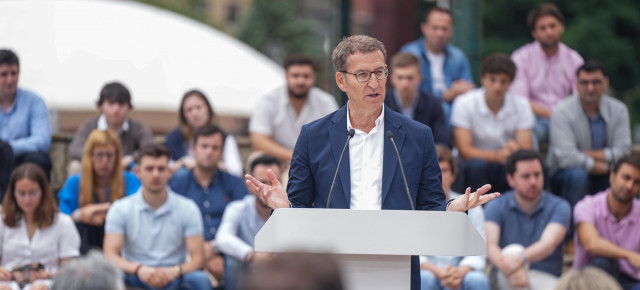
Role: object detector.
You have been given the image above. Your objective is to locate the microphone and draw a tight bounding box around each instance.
[327,129,355,208]
[386,131,415,210]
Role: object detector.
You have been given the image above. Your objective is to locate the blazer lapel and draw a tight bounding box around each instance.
[382,106,406,205]
[328,106,351,207]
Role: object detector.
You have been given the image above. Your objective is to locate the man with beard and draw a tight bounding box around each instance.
[216,154,280,290]
[573,154,640,289]
[250,54,338,162]
[548,60,631,207]
[510,3,583,148]
[170,124,248,283]
[103,144,212,289]
[485,150,570,289]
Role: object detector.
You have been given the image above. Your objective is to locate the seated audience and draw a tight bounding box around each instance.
[51,251,125,290]
[451,53,534,193]
[249,54,338,163]
[164,89,243,177]
[104,144,211,290]
[0,140,13,201]
[401,7,475,131]
[385,52,449,147]
[548,60,631,206]
[170,124,247,282]
[0,163,80,290]
[485,150,570,289]
[419,145,488,290]
[573,154,640,289]
[217,154,280,290]
[554,266,622,290]
[58,129,140,254]
[243,252,344,290]
[0,49,52,176]
[510,3,583,148]
[68,82,154,174]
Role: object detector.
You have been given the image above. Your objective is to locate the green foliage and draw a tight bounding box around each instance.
[484,0,640,136]
[234,0,321,65]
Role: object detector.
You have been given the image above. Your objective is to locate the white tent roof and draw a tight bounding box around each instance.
[0,0,285,117]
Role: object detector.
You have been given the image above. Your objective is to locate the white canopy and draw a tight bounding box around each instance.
[0,0,285,117]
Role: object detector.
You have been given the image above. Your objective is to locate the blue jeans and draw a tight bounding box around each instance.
[0,140,13,201]
[224,256,249,290]
[550,167,610,207]
[420,269,489,290]
[532,117,550,152]
[124,271,212,290]
[590,256,639,290]
[463,159,510,194]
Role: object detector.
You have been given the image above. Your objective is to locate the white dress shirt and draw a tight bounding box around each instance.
[347,103,385,210]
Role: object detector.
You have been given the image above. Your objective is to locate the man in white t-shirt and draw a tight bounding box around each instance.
[451,54,534,194]
[249,54,338,163]
[401,7,475,131]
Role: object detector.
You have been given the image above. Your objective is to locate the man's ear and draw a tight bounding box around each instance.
[336,72,347,92]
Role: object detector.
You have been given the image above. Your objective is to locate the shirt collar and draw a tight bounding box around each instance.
[346,102,385,133]
[507,190,547,216]
[601,189,640,224]
[134,187,174,216]
[393,89,418,117]
[97,114,130,132]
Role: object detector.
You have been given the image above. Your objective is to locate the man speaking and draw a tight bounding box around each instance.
[246,35,499,290]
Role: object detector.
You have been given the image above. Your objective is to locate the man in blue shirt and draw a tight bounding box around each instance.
[103,144,211,290]
[170,124,247,282]
[217,154,280,290]
[401,7,475,130]
[485,150,570,289]
[0,49,51,176]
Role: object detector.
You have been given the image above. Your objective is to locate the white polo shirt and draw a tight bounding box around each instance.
[451,88,534,150]
[249,86,339,150]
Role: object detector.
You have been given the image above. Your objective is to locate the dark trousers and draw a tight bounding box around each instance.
[590,256,640,290]
[0,140,13,201]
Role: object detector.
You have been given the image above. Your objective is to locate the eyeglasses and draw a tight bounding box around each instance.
[340,68,389,83]
[92,152,116,160]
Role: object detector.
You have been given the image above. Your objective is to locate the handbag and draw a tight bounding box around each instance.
[11,262,45,288]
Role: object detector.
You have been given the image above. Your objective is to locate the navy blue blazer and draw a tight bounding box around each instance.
[286,104,447,290]
[384,90,450,147]
[287,104,446,210]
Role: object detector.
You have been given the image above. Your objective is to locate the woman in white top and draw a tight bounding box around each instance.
[0,163,80,290]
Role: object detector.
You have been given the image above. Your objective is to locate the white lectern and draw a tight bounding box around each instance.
[255,208,485,290]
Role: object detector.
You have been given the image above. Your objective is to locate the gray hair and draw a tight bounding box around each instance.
[52,251,125,290]
[331,35,387,72]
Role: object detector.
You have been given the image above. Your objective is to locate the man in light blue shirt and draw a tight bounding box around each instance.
[217,154,280,290]
[104,144,211,290]
[0,49,51,176]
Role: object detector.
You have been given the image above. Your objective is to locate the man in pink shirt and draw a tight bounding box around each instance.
[573,154,640,289]
[510,3,583,147]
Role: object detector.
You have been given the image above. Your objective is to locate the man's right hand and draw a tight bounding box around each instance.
[138,266,171,288]
[507,268,530,288]
[443,80,475,102]
[628,252,640,269]
[246,169,289,209]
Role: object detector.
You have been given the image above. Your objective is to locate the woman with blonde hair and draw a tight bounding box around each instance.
[58,129,140,254]
[0,163,80,290]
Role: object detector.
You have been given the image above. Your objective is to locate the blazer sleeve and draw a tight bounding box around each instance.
[286,126,315,208]
[416,128,447,211]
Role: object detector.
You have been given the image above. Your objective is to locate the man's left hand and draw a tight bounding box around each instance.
[447,184,500,212]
